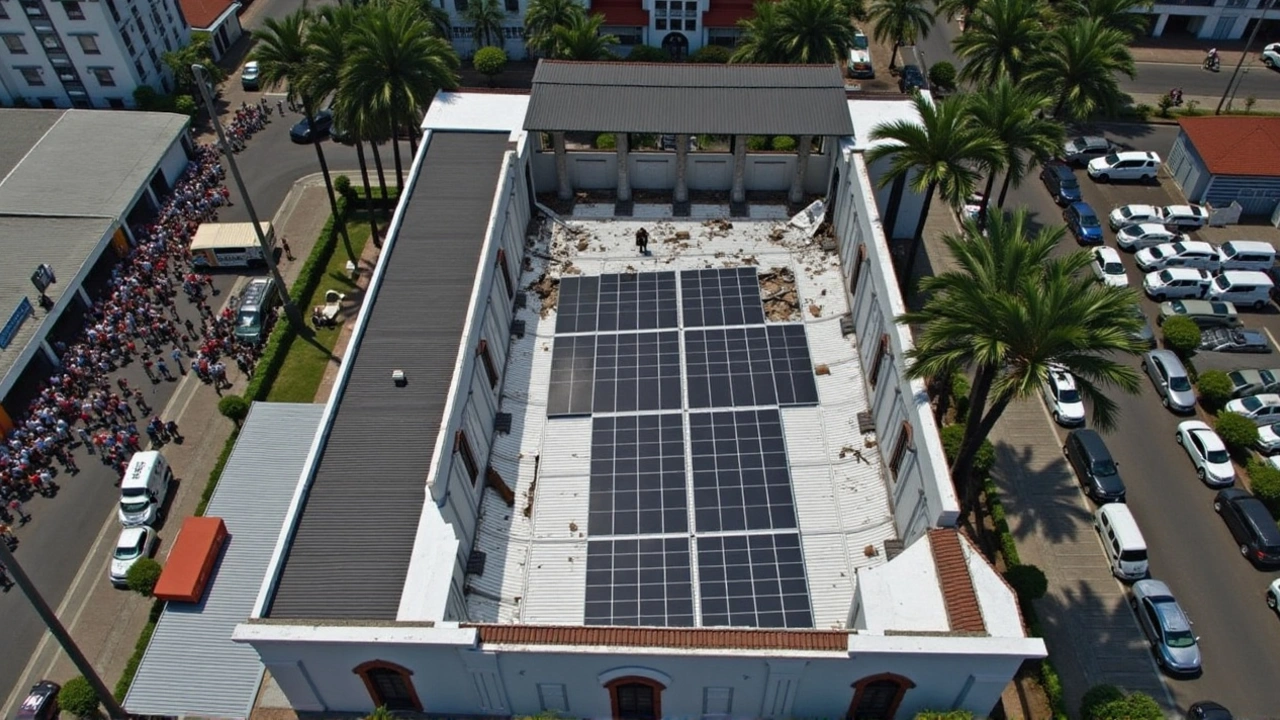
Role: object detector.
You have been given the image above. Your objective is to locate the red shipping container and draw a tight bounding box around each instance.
[153,516,227,603]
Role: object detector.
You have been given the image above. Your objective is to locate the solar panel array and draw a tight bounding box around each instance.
[548,268,818,629]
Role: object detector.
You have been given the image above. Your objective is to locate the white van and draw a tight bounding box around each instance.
[1206,270,1275,309]
[189,222,276,269]
[1095,503,1149,580]
[1219,241,1277,272]
[118,451,173,527]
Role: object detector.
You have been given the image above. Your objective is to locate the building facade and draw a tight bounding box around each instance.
[0,0,189,108]
[177,0,239,61]
[1168,115,1280,218]
[1145,0,1278,40]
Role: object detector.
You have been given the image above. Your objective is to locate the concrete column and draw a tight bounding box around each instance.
[552,132,572,201]
[788,134,813,205]
[731,134,747,205]
[616,132,631,203]
[40,339,59,366]
[1152,12,1169,37]
[674,134,690,204]
[76,286,91,307]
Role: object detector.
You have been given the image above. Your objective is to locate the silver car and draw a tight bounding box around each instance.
[1142,349,1196,413]
[1228,368,1280,397]
[1131,579,1201,675]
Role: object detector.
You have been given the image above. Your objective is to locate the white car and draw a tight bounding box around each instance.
[1092,247,1129,287]
[1162,204,1210,230]
[1175,420,1235,487]
[1135,241,1221,272]
[1267,577,1280,614]
[1224,393,1280,425]
[1255,422,1280,454]
[1110,204,1165,231]
[1087,151,1160,183]
[1265,42,1280,68]
[108,525,157,587]
[1043,366,1086,426]
[1143,267,1211,301]
[1116,223,1184,251]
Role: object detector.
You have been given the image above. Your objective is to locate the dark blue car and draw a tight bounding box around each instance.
[1064,202,1104,245]
[1040,161,1082,206]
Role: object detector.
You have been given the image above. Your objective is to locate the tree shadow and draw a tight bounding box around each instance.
[990,436,1095,546]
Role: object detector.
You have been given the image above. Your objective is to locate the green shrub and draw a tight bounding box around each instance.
[594,133,616,150]
[1216,411,1260,450]
[473,46,507,85]
[334,174,356,202]
[59,676,101,718]
[747,135,769,151]
[1161,315,1201,356]
[1247,457,1280,513]
[626,45,670,62]
[217,394,250,426]
[913,712,973,720]
[1130,103,1153,121]
[927,61,957,92]
[939,424,996,478]
[126,557,163,596]
[173,94,198,116]
[1079,684,1125,720]
[951,371,971,419]
[1041,660,1067,720]
[689,44,732,63]
[1092,692,1163,720]
[1157,94,1175,118]
[771,135,797,151]
[1003,563,1048,603]
[1197,369,1234,412]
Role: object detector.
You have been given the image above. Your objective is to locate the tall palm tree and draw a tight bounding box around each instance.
[899,209,1143,514]
[953,0,1046,85]
[251,10,351,258]
[1067,0,1152,39]
[524,0,585,57]
[865,93,1000,282]
[464,0,508,50]
[967,78,1062,214]
[410,0,454,37]
[773,0,859,64]
[868,0,934,69]
[345,2,460,189]
[550,13,618,60]
[1028,18,1134,120]
[935,0,980,29]
[731,1,786,63]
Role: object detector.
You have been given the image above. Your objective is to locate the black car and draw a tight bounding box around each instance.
[1187,701,1234,720]
[1064,429,1126,502]
[1214,487,1280,567]
[289,109,333,143]
[1039,161,1082,206]
[15,681,60,720]
[1199,328,1271,354]
[898,64,926,93]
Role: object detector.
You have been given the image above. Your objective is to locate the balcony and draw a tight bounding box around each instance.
[1153,0,1215,6]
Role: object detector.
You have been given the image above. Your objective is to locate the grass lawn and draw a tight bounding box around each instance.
[266,211,382,403]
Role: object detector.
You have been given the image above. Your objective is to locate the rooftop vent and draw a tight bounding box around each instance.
[511,319,526,338]
[494,412,513,434]
[840,313,855,337]
[514,292,527,309]
[392,369,407,387]
[467,550,488,576]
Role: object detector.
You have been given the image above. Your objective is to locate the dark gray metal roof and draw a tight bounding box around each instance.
[265,132,511,620]
[524,61,854,136]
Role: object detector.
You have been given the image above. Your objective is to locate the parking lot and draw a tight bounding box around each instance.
[1013,123,1280,715]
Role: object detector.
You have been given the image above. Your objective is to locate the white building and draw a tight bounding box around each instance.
[177,0,240,61]
[0,0,189,108]
[214,64,1044,720]
[1145,0,1278,40]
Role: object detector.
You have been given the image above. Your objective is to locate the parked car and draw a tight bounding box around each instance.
[289,109,333,143]
[1142,349,1197,413]
[1064,428,1126,502]
[1043,366,1086,426]
[1214,487,1280,567]
[1144,268,1211,301]
[1187,701,1234,720]
[1126,303,1157,347]
[109,525,157,587]
[1130,579,1202,675]
[1087,151,1160,183]
[1199,328,1271,354]
[898,64,925,93]
[1228,367,1280,397]
[1224,393,1280,425]
[240,60,260,91]
[1175,420,1236,486]
[1163,204,1211,230]
[1091,247,1129,287]
[847,31,874,78]
[1268,578,1280,614]
[1062,135,1117,166]
[14,681,60,720]
[1064,202,1104,245]
[1040,161,1082,205]
[1158,299,1240,329]
[1254,421,1280,454]
[1109,204,1165,231]
[1116,223,1184,252]
[1135,241,1221,273]
[1265,42,1280,68]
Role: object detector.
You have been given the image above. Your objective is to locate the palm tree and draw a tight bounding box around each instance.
[900,209,1143,514]
[345,2,460,189]
[1067,0,1152,39]
[773,0,859,64]
[731,1,786,63]
[868,0,934,69]
[464,0,508,50]
[967,78,1061,214]
[251,10,351,260]
[865,93,1000,282]
[550,13,618,60]
[410,0,454,37]
[524,0,585,57]
[1028,18,1135,120]
[953,0,1046,85]
[935,0,980,29]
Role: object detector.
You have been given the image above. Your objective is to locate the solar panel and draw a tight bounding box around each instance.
[766,324,820,405]
[684,326,817,409]
[597,272,679,332]
[697,533,813,629]
[593,331,682,413]
[555,276,600,334]
[547,335,595,417]
[689,409,796,532]
[589,414,687,535]
[680,267,765,328]
[585,537,695,627]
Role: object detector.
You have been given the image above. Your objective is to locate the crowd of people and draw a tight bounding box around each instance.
[0,142,267,546]
[221,101,271,152]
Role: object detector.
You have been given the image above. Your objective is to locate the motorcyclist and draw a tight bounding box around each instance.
[1206,48,1220,69]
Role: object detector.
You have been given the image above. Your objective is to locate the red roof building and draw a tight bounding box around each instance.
[1170,116,1280,217]
[177,0,243,60]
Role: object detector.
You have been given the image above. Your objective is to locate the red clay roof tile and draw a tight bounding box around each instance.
[466,624,849,650]
[179,0,236,29]
[1178,116,1280,178]
[928,529,987,634]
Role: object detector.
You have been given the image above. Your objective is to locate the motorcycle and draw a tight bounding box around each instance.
[1204,54,1221,71]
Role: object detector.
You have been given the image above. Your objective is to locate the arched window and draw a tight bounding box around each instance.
[605,676,665,720]
[846,672,915,720]
[353,660,423,712]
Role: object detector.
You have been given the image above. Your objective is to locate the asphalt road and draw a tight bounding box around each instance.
[1002,122,1280,716]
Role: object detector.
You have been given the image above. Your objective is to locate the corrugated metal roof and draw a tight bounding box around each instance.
[0,109,63,181]
[125,403,325,719]
[266,132,511,620]
[524,62,854,136]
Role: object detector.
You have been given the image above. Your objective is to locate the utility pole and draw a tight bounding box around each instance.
[0,543,128,719]
[191,64,303,328]
[1218,0,1275,115]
